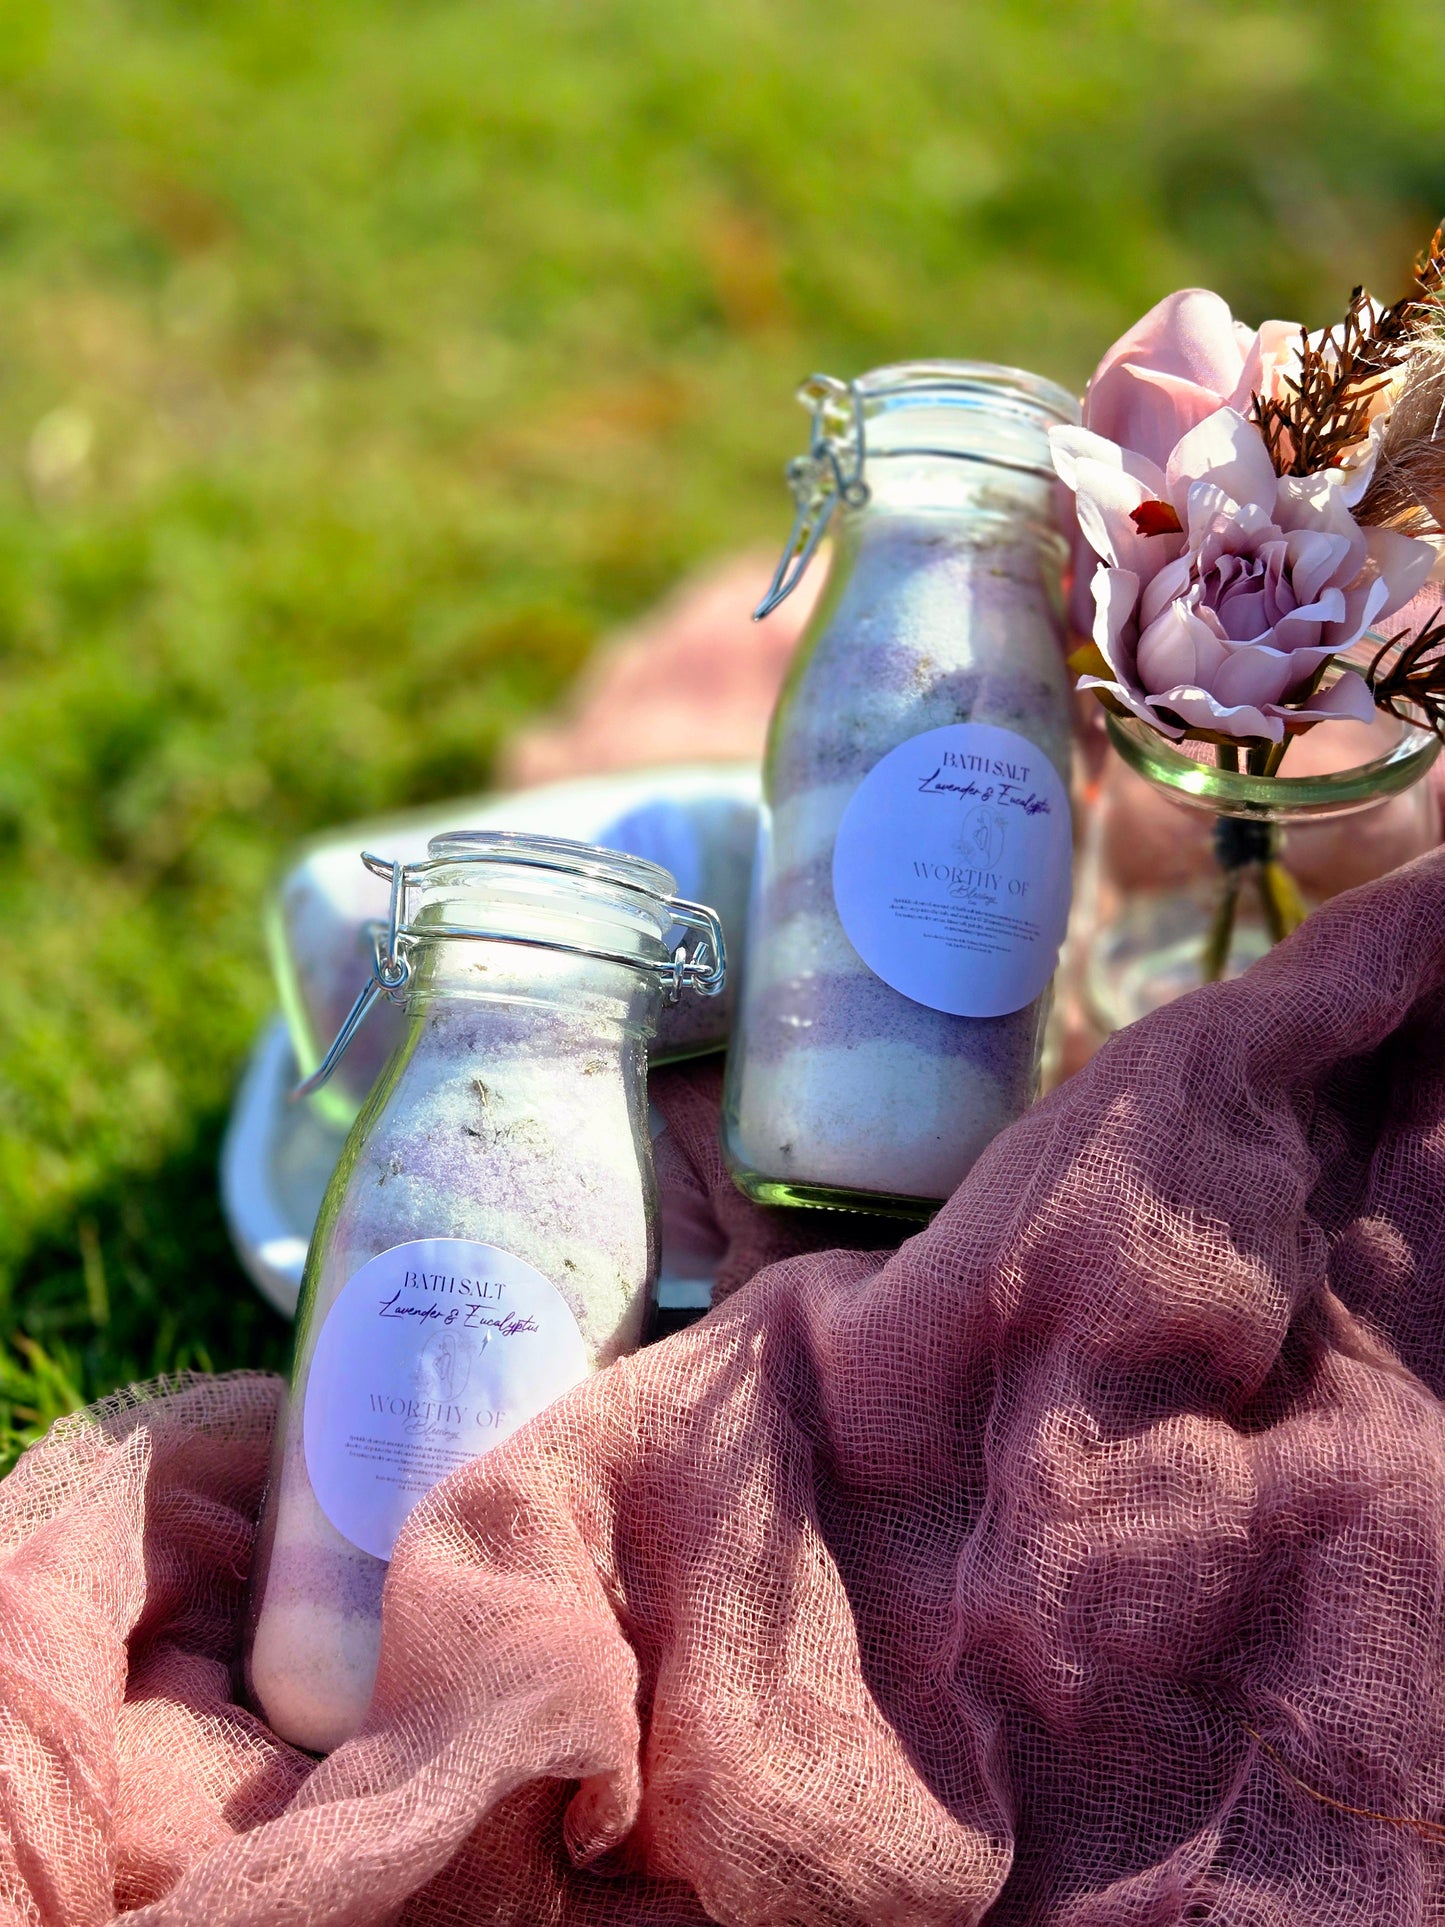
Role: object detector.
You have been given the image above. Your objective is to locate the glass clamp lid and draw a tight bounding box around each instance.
[753,361,1080,619]
[296,831,727,1098]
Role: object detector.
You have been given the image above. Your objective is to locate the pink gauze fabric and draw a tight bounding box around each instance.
[9,850,1445,1924]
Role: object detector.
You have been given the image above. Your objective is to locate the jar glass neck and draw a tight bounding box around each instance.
[754,364,1080,619]
[849,449,1061,526]
[848,369,1073,525]
[403,935,665,1038]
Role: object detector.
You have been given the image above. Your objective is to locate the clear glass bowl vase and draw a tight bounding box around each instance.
[1070,706,1441,1042]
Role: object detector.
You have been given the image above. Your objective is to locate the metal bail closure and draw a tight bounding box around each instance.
[661,897,727,1005]
[293,848,727,1099]
[753,375,870,621]
[293,852,414,1099]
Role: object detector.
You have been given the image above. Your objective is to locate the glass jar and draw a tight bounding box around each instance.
[1068,705,1440,1045]
[245,832,724,1753]
[723,362,1079,1216]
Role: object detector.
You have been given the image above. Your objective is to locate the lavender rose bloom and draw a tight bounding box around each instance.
[1061,289,1300,637]
[1051,403,1435,743]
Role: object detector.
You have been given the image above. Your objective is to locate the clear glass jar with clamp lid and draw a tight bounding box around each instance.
[245,831,725,1752]
[724,362,1078,1216]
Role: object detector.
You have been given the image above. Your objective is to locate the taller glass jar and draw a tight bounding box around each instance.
[245,832,723,1753]
[724,363,1079,1215]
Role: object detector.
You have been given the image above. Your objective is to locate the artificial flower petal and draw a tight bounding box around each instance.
[1130,500,1184,537]
[1136,602,1226,693]
[1091,566,1142,678]
[1283,528,1353,608]
[1364,525,1439,621]
[1048,425,1167,496]
[1073,457,1184,583]
[1077,672,1178,734]
[1166,408,1279,519]
[1208,643,1297,709]
[1086,290,1251,472]
[1270,669,1377,726]
[1138,554,1194,632]
[1150,684,1285,743]
[1225,317,1300,415]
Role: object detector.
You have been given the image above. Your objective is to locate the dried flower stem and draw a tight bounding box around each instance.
[1253,229,1445,481]
[1202,809,1302,981]
[1241,1722,1445,1847]
[1367,608,1445,737]
[1201,869,1242,983]
[1257,860,1306,944]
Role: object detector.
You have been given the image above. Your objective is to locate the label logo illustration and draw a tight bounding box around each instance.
[418,1328,476,1404]
[963,804,1007,868]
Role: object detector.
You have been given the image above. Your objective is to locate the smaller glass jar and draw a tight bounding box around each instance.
[1069,705,1440,1045]
[244,832,723,1753]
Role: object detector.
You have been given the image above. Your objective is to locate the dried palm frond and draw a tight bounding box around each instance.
[1359,225,1445,370]
[1354,336,1445,535]
[1366,607,1445,737]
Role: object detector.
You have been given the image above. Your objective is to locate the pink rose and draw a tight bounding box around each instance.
[1051,405,1435,742]
[1063,291,1298,633]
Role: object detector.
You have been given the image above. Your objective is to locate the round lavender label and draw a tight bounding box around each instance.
[832,722,1072,1018]
[303,1237,588,1560]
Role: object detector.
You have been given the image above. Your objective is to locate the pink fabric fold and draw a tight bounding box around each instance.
[9,852,1445,1922]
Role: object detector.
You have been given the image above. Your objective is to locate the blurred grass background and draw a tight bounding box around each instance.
[2,0,1444,1464]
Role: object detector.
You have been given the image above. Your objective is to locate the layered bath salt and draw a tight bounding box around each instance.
[247,836,720,1752]
[724,364,1077,1211]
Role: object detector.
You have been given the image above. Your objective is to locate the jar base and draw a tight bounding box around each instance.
[726,1166,940,1223]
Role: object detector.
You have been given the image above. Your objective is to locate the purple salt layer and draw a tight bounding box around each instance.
[339,1043,648,1258]
[414,992,637,1062]
[410,998,634,1057]
[741,967,1046,1076]
[654,981,734,1051]
[263,1537,387,1618]
[756,851,841,928]
[770,659,984,797]
[772,662,1065,802]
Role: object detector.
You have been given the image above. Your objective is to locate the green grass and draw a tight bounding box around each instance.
[2,0,1445,1466]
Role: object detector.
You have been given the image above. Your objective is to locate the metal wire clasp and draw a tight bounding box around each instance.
[662,897,727,1005]
[753,376,870,620]
[293,853,415,1099]
[293,851,728,1099]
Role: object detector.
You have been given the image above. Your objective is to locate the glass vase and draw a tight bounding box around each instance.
[1070,706,1441,1044]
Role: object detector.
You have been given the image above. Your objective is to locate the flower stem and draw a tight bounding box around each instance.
[1201,868,1242,982]
[1201,743,1301,984]
[1257,858,1307,943]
